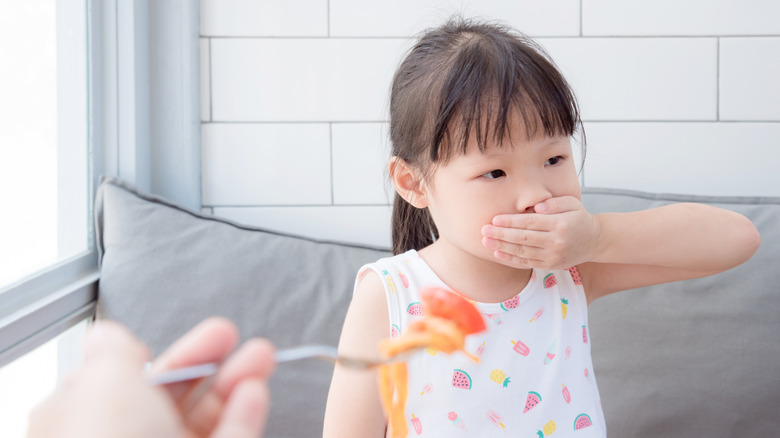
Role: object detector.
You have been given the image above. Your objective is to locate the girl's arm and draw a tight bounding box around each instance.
[482,197,761,302]
[580,201,761,302]
[323,271,389,438]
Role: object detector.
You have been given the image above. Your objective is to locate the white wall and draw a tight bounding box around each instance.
[199,0,780,248]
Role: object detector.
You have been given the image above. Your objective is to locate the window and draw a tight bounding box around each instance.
[0,2,94,437]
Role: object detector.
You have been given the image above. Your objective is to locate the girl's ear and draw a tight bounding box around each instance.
[389,157,429,208]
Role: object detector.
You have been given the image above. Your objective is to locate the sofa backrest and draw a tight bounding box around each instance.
[96,177,780,437]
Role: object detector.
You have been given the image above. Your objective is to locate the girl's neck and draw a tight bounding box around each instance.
[418,239,532,304]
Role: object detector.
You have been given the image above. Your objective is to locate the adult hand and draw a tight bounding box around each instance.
[481,196,601,270]
[27,317,275,438]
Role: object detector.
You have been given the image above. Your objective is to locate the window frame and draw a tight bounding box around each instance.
[0,0,201,369]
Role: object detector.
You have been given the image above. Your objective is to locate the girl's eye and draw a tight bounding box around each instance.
[482,169,506,179]
[546,156,564,166]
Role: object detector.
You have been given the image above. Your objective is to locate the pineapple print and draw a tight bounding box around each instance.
[561,298,568,319]
[382,270,396,294]
[537,420,557,437]
[489,369,511,387]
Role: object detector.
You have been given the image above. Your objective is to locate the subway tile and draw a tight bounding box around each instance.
[720,37,780,121]
[199,38,210,122]
[200,0,328,37]
[582,122,780,197]
[210,38,411,122]
[201,123,332,205]
[332,123,394,205]
[330,0,580,37]
[213,205,393,248]
[539,38,718,121]
[583,0,780,36]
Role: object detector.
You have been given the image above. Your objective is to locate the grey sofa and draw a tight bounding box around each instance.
[95,176,780,437]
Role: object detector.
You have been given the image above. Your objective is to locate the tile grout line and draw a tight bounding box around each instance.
[716,37,720,121]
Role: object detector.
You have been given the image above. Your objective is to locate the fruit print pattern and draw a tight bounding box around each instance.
[538,420,557,437]
[567,266,582,285]
[489,369,511,387]
[365,252,605,436]
[451,369,472,389]
[447,411,467,431]
[500,295,519,311]
[524,391,542,413]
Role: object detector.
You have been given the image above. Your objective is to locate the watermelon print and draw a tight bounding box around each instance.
[524,391,542,413]
[390,324,400,339]
[567,266,582,285]
[574,413,593,430]
[500,295,519,311]
[452,369,472,389]
[368,253,605,435]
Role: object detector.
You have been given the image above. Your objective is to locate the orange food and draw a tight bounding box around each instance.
[377,287,485,438]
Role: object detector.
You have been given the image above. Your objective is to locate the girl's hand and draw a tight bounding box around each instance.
[481,196,601,270]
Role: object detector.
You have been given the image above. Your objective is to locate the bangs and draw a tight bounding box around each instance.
[428,27,580,163]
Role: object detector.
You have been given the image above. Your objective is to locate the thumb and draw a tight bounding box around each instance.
[210,379,270,438]
[534,196,580,214]
[84,320,150,367]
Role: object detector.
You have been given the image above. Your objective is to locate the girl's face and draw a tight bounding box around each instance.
[422,119,581,264]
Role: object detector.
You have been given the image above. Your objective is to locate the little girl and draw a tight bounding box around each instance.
[323,18,760,437]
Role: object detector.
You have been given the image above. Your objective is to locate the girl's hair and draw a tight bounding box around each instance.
[389,17,583,255]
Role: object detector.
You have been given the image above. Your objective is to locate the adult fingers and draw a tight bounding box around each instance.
[209,379,270,438]
[152,317,239,372]
[212,338,276,400]
[181,338,275,436]
[151,317,239,403]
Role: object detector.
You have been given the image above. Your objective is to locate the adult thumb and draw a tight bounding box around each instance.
[84,320,150,367]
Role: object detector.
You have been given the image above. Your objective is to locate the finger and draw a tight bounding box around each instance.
[490,214,554,231]
[493,250,544,268]
[482,224,547,246]
[534,196,581,214]
[209,379,270,438]
[484,237,547,261]
[151,317,239,404]
[212,338,276,399]
[84,320,150,368]
[152,317,239,372]
[181,338,274,436]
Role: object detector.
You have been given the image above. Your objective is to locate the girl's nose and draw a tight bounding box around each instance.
[516,183,552,214]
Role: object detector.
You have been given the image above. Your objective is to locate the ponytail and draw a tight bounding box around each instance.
[391,193,438,255]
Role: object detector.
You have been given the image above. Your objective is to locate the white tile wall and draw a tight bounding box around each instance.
[330,0,581,37]
[540,38,718,121]
[331,123,394,205]
[582,0,780,36]
[200,0,328,37]
[210,38,411,122]
[201,123,332,205]
[720,37,780,121]
[583,122,780,196]
[200,1,780,244]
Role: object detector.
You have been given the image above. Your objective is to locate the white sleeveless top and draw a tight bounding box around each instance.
[357,249,607,437]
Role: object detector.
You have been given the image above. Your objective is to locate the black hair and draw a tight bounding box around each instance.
[389,17,584,255]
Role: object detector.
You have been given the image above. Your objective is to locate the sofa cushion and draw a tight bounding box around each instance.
[96,176,780,437]
[583,188,780,437]
[95,176,390,438]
